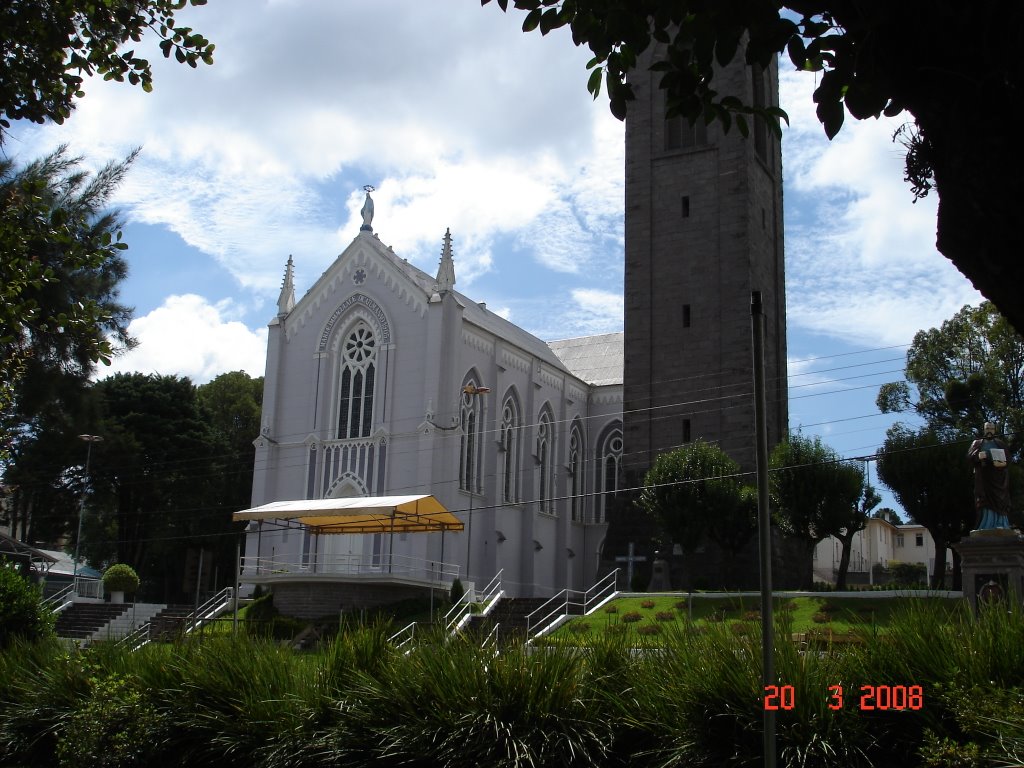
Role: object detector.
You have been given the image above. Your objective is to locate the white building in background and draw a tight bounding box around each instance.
[814,517,953,586]
[241,199,624,617]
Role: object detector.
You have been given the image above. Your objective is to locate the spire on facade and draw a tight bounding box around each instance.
[359,185,375,232]
[434,228,456,294]
[277,255,296,317]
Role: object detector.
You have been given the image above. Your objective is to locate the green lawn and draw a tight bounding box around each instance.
[547,594,967,644]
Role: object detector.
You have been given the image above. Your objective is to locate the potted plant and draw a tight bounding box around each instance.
[102,564,139,604]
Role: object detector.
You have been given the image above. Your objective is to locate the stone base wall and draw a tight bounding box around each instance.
[270,581,427,619]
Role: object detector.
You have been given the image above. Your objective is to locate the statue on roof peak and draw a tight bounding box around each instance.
[360,185,375,232]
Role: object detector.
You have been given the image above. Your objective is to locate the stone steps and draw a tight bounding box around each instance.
[54,603,130,640]
[465,597,550,644]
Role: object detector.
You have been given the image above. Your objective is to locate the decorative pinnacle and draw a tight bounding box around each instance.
[434,228,456,294]
[277,255,295,316]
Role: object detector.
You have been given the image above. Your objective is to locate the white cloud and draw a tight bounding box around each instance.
[101,295,268,384]
[9,0,616,297]
[779,67,981,346]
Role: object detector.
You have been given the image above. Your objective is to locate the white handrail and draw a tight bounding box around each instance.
[526,568,619,640]
[481,622,501,650]
[241,553,461,582]
[444,568,503,636]
[44,583,75,613]
[183,587,235,635]
[389,621,417,649]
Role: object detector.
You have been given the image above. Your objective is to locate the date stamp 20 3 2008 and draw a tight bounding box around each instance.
[763,684,924,711]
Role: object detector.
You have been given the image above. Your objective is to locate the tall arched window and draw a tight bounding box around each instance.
[460,381,483,492]
[501,395,520,503]
[569,422,584,522]
[337,324,376,439]
[597,425,623,523]
[537,408,554,514]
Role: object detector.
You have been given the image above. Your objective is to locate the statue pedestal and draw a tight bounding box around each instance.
[954,531,1024,613]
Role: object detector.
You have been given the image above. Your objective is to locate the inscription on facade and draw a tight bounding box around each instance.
[319,293,391,351]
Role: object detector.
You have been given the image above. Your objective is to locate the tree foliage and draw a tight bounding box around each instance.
[0,562,53,648]
[196,371,263,516]
[0,146,136,469]
[876,425,974,589]
[637,440,754,556]
[482,0,1024,336]
[877,302,1024,457]
[770,434,864,560]
[2,371,261,602]
[0,0,214,142]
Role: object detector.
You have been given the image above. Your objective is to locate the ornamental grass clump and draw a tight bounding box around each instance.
[343,638,612,767]
[164,636,318,766]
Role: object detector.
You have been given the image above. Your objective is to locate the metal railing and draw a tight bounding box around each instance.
[43,583,75,613]
[389,621,417,650]
[120,621,151,652]
[121,587,235,651]
[74,576,104,599]
[481,622,501,650]
[526,568,619,640]
[443,568,503,636]
[241,553,460,584]
[184,587,235,636]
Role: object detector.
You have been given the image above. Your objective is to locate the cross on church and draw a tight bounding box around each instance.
[615,542,646,589]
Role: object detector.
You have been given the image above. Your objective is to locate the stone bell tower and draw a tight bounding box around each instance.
[622,50,788,485]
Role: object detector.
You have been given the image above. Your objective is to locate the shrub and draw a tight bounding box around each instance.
[892,561,928,585]
[604,605,618,614]
[638,624,661,635]
[0,563,53,648]
[674,599,688,610]
[56,673,168,768]
[449,578,464,604]
[655,611,675,622]
[641,599,655,609]
[621,612,643,623]
[102,564,139,594]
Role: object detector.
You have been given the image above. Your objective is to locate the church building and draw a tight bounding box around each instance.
[242,201,624,615]
[241,45,790,613]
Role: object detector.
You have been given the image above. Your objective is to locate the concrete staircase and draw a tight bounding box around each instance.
[147,605,199,642]
[54,603,130,641]
[101,603,167,642]
[465,597,549,645]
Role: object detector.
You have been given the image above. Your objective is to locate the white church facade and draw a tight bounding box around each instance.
[241,197,623,616]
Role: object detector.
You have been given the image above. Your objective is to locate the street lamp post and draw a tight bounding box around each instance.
[73,434,103,582]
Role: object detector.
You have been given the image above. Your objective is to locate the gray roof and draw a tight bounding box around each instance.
[373,240,574,373]
[547,333,623,386]
[312,233,622,385]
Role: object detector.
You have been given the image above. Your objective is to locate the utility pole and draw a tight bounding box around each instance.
[73,434,103,584]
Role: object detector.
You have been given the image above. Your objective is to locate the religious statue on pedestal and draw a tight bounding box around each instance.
[967,421,1012,530]
[359,185,375,232]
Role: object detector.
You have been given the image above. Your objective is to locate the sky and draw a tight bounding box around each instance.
[6,0,983,517]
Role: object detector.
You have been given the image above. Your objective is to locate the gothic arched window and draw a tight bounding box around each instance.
[460,381,484,492]
[537,408,554,514]
[501,395,520,504]
[337,324,376,439]
[569,422,584,522]
[597,425,623,523]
